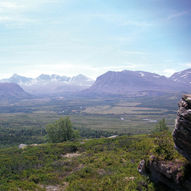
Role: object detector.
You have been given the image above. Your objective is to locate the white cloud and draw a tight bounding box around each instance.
[120,20,152,27]
[120,50,147,56]
[0,2,23,9]
[89,13,152,28]
[162,69,177,77]
[168,10,189,20]
[31,63,138,79]
[0,16,34,23]
[0,0,59,10]
[185,62,191,67]
[0,61,141,80]
[0,16,12,22]
[0,0,60,25]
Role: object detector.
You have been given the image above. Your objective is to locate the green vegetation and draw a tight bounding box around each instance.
[152,131,182,161]
[0,135,152,191]
[152,118,169,133]
[0,132,185,191]
[0,96,178,147]
[0,92,183,190]
[46,117,78,143]
[73,126,115,138]
[150,119,182,161]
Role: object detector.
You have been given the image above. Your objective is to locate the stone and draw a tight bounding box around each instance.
[138,95,191,190]
[18,144,27,149]
[173,95,191,163]
[137,160,146,175]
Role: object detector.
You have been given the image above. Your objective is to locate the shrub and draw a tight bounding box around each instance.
[153,118,169,133]
[46,117,77,143]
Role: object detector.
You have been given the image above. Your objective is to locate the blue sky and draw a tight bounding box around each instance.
[0,0,191,79]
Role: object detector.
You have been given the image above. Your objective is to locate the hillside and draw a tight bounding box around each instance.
[170,68,191,84]
[0,83,30,102]
[0,95,190,191]
[0,135,172,191]
[84,70,189,96]
[2,69,191,97]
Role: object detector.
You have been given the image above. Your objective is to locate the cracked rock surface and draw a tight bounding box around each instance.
[173,94,191,163]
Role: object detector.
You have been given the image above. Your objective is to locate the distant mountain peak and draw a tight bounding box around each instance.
[0,73,94,96]
[84,69,189,96]
[10,73,27,79]
[71,74,92,81]
[12,73,20,77]
[170,69,191,84]
[0,82,30,101]
[1,68,191,97]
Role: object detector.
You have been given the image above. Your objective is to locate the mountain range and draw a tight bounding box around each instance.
[1,68,191,99]
[0,74,94,96]
[84,68,191,96]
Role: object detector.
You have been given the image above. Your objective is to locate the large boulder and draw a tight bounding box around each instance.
[138,95,191,190]
[173,94,191,162]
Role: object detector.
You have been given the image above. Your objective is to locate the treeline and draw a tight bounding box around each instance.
[0,117,170,146]
[0,117,118,146]
[45,117,118,143]
[0,127,46,146]
[74,126,116,138]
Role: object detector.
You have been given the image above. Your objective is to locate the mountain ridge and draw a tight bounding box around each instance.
[84,69,191,96]
[0,74,94,96]
[2,68,191,97]
[1,73,94,85]
[0,83,30,102]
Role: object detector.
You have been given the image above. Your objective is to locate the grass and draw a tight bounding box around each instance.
[0,100,176,132]
[0,94,183,190]
[0,133,186,191]
[82,104,167,115]
[0,96,177,147]
[0,135,154,191]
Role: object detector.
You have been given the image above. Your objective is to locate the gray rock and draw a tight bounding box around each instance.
[147,156,185,190]
[138,95,191,190]
[18,144,27,149]
[138,160,146,175]
[173,94,191,163]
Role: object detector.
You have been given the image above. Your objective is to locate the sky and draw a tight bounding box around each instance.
[0,0,191,79]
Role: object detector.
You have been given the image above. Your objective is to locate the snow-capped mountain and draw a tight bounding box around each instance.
[0,74,94,96]
[70,74,94,86]
[36,74,70,83]
[170,69,191,84]
[83,70,191,96]
[2,68,191,97]
[1,74,33,86]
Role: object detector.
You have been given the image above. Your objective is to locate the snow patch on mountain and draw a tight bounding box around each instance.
[170,69,191,84]
[139,72,145,77]
[0,74,94,96]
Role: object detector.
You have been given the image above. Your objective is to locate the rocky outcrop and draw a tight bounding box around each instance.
[138,160,146,175]
[173,94,191,162]
[138,95,191,190]
[143,156,188,191]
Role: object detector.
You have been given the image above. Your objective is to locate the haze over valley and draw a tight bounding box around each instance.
[0,0,191,190]
[1,68,191,99]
